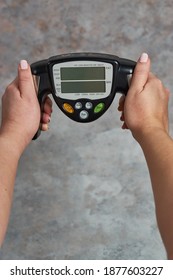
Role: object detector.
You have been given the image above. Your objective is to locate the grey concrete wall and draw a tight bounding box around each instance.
[1,0,173,259]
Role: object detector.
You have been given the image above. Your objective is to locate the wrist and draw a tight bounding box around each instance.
[133,126,170,147]
[0,129,27,160]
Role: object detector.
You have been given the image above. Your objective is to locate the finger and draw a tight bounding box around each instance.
[118,95,125,111]
[41,112,51,124]
[122,122,129,129]
[18,60,35,98]
[41,123,49,131]
[120,112,125,122]
[129,53,151,94]
[43,97,53,115]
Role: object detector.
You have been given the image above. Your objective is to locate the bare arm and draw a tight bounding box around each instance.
[138,128,173,259]
[119,53,173,258]
[0,60,52,246]
[0,135,20,245]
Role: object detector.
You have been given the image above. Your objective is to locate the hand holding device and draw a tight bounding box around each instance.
[31,53,136,139]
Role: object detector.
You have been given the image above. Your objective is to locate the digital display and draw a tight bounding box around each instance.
[53,61,113,100]
[61,67,105,80]
[61,81,105,93]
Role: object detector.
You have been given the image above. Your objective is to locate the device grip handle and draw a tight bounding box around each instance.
[116,59,136,95]
[32,89,49,140]
[32,74,52,140]
[31,60,52,140]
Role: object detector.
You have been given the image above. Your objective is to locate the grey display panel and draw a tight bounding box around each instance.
[53,60,113,100]
[61,81,106,93]
[61,67,105,80]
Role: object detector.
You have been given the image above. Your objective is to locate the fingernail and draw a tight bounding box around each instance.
[20,60,28,70]
[139,53,148,63]
[41,123,49,131]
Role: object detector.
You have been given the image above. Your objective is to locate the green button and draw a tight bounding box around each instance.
[94,103,105,113]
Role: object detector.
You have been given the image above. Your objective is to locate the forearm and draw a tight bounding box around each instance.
[138,128,173,259]
[0,134,20,246]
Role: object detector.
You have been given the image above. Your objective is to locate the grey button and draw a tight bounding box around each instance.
[75,102,82,110]
[85,102,93,110]
[79,110,89,120]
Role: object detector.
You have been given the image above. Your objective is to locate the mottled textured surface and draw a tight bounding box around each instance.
[1,0,173,259]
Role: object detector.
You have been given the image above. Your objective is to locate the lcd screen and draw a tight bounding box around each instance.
[60,67,105,80]
[61,81,106,93]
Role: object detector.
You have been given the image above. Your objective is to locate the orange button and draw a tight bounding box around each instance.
[63,103,74,114]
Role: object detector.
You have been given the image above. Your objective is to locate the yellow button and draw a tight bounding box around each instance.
[63,103,74,114]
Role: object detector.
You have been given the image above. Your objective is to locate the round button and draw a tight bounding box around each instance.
[75,102,82,110]
[63,103,74,114]
[85,102,93,110]
[79,110,89,120]
[94,102,105,113]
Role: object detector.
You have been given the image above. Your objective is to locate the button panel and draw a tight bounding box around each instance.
[62,101,105,121]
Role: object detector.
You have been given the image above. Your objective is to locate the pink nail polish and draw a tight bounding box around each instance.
[139,53,148,63]
[20,60,28,70]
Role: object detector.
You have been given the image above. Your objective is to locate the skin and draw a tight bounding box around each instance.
[0,55,173,259]
[0,61,52,246]
[118,53,173,259]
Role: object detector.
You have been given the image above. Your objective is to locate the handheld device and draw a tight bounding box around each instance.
[31,53,136,139]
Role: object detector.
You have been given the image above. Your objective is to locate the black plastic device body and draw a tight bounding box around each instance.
[31,53,136,139]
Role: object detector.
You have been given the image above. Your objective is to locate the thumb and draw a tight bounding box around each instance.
[129,53,151,94]
[18,60,36,97]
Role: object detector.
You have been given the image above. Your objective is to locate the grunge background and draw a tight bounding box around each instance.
[1,0,173,259]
